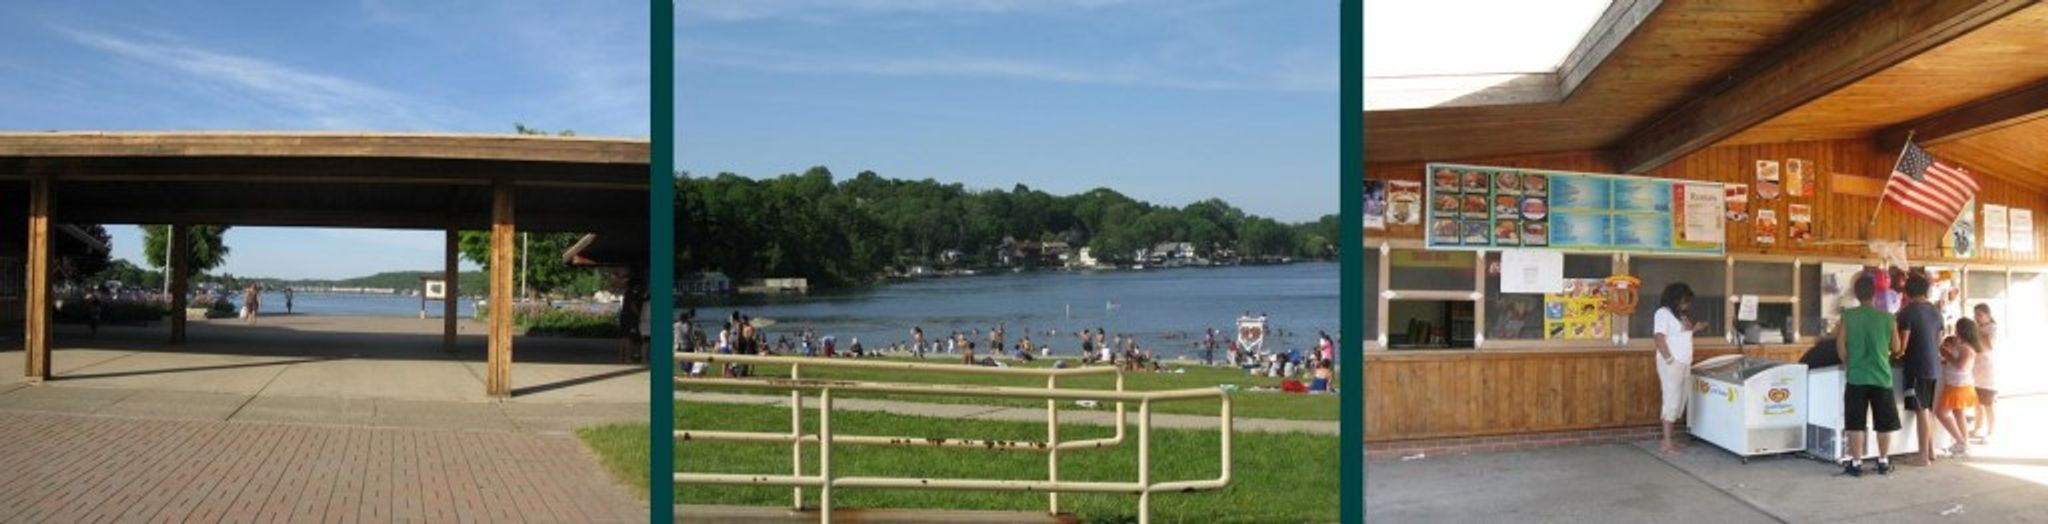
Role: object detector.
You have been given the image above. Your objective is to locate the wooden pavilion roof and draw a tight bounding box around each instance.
[0,132,650,234]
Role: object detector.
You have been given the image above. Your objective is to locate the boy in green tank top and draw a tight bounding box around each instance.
[1831,273,1903,477]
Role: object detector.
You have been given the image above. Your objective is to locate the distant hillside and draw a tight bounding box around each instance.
[249,271,489,295]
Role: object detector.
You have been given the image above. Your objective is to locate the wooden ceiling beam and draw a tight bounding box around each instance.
[1879,79,2048,151]
[1611,0,2036,174]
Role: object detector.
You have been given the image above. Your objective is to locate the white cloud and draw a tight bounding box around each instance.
[59,28,460,130]
[678,43,1334,93]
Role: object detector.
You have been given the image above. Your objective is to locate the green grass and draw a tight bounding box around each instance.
[680,356,1339,421]
[676,401,1338,523]
[577,423,653,498]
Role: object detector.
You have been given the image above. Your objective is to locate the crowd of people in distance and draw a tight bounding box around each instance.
[674,308,1337,393]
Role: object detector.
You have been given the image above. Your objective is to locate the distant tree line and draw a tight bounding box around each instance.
[677,167,1338,288]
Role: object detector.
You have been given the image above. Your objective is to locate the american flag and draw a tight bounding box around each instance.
[1885,141,1979,224]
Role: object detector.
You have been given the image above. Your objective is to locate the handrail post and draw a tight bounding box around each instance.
[1046,375,1059,515]
[1114,372,1127,442]
[791,363,804,510]
[1137,398,1152,524]
[819,388,834,524]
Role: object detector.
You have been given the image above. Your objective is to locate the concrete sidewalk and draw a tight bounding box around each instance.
[678,391,1338,435]
[1369,394,2048,523]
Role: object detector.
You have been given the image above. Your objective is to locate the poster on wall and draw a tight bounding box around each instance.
[1985,204,2010,249]
[1500,249,1564,294]
[2014,208,2035,253]
[1789,204,1813,243]
[1725,185,1750,222]
[1945,199,1976,258]
[1365,180,1387,230]
[1756,160,1782,200]
[1677,182,1727,247]
[1756,207,1778,245]
[1425,163,1721,254]
[1543,278,1610,341]
[1387,180,1422,226]
[1786,158,1811,197]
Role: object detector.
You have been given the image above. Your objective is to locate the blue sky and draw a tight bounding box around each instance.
[676,0,1338,222]
[0,0,648,279]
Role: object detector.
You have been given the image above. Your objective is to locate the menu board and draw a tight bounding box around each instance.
[1425,163,1725,254]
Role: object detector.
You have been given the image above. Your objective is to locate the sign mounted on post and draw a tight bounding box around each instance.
[1424,163,1726,254]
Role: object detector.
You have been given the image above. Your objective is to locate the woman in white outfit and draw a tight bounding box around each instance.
[1654,282,1707,455]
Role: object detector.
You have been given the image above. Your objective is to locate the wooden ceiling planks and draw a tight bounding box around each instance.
[1930,117,2048,192]
[1366,0,1854,163]
[1727,4,2048,147]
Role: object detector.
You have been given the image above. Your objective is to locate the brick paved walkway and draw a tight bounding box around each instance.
[0,411,645,523]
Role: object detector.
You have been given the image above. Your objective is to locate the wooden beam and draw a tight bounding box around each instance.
[1556,0,1662,99]
[1879,79,2048,150]
[445,227,460,353]
[24,174,51,382]
[169,224,189,344]
[487,181,516,398]
[1612,0,2035,173]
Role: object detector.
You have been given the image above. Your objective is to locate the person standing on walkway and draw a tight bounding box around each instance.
[1935,319,1982,458]
[1971,303,1999,444]
[1896,274,1945,466]
[1653,282,1707,455]
[243,285,262,324]
[284,287,294,315]
[1834,273,1902,477]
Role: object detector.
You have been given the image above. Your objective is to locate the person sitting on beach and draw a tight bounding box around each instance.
[1310,362,1333,393]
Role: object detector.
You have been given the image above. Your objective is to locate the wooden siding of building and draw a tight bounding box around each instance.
[1364,138,2048,443]
[1365,347,1803,442]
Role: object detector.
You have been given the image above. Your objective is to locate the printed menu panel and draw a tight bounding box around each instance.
[1424,163,1725,254]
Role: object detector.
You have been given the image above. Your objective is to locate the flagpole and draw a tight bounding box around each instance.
[1866,130,1916,236]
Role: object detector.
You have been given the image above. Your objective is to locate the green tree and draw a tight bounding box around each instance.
[454,123,605,298]
[56,224,114,284]
[141,225,232,279]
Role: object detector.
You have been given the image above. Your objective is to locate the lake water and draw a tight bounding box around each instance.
[683,262,1338,359]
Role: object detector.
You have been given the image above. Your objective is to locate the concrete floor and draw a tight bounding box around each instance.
[0,316,648,432]
[1369,394,2048,523]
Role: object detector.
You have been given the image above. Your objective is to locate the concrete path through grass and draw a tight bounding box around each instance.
[1369,393,2048,523]
[678,391,1337,434]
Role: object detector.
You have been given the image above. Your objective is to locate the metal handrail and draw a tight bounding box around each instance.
[675,353,1233,524]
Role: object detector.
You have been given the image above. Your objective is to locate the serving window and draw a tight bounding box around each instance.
[1629,256,1726,339]
[1483,252,1613,342]
[1380,247,1480,350]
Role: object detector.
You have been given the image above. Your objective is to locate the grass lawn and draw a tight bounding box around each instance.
[676,400,1338,523]
[679,356,1339,421]
[578,423,652,498]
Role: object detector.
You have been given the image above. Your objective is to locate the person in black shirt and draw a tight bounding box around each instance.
[1896,273,1945,466]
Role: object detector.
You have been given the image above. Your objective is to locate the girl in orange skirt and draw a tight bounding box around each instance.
[1936,319,1984,457]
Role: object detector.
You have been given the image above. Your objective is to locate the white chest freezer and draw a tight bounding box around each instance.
[1804,366,1921,462]
[1688,355,1808,461]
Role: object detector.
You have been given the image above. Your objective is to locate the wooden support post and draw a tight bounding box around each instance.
[487,181,516,398]
[24,174,51,382]
[444,226,460,353]
[169,224,189,344]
